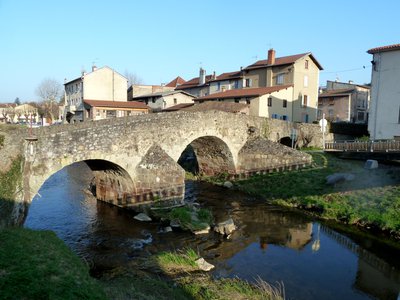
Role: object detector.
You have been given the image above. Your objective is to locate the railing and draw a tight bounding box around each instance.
[325,140,400,152]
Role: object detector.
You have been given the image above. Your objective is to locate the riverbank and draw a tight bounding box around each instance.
[0,228,284,300]
[232,152,400,239]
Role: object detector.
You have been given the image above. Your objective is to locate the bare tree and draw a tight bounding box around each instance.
[35,78,62,122]
[124,70,143,86]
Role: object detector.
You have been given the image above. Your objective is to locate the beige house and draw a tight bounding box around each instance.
[242,49,323,123]
[127,84,174,100]
[131,90,195,112]
[64,66,128,123]
[175,68,214,97]
[208,71,244,94]
[83,100,149,121]
[367,43,400,140]
[195,85,293,120]
[2,103,39,124]
[318,81,370,123]
[0,103,16,123]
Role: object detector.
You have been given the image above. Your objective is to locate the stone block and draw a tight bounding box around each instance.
[364,160,378,169]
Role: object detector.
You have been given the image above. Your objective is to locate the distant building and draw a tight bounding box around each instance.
[165,76,186,88]
[318,80,370,123]
[175,68,213,97]
[64,66,128,123]
[242,49,323,123]
[0,103,16,123]
[367,43,400,140]
[83,100,149,120]
[195,85,293,119]
[131,90,195,112]
[127,84,174,100]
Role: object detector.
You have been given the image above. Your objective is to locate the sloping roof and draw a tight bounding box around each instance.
[212,71,243,82]
[195,85,292,101]
[65,66,127,85]
[176,75,213,89]
[245,52,323,70]
[0,103,16,108]
[183,102,249,114]
[131,90,195,99]
[162,103,195,112]
[165,76,186,87]
[319,88,354,98]
[368,43,400,54]
[83,100,149,109]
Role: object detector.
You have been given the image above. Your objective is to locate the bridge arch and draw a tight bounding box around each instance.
[177,135,236,176]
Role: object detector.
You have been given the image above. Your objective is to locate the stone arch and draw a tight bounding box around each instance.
[178,136,236,176]
[279,136,294,148]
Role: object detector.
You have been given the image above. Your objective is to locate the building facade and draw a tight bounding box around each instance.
[64,66,128,123]
[367,43,400,140]
[131,91,195,112]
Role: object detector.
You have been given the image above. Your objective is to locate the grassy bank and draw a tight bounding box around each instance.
[0,228,106,299]
[234,152,400,238]
[101,249,284,300]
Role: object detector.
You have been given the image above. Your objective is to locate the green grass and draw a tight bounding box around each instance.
[156,248,199,269]
[236,152,400,237]
[0,228,106,300]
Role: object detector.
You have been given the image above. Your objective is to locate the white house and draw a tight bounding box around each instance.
[367,43,400,140]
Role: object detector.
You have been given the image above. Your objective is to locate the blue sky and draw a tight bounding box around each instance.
[0,0,399,102]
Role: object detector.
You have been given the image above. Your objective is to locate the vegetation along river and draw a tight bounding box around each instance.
[24,162,400,300]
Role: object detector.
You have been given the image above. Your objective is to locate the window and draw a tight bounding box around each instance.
[234,98,240,103]
[276,74,284,85]
[245,78,252,87]
[329,97,334,105]
[304,114,309,123]
[173,98,177,104]
[304,75,308,87]
[245,98,250,104]
[283,99,287,108]
[281,115,288,121]
[234,80,239,89]
[317,109,322,119]
[302,95,308,107]
[328,109,334,119]
[357,111,365,122]
[217,82,221,91]
[305,60,309,69]
[398,106,400,123]
[268,97,272,107]
[272,114,279,119]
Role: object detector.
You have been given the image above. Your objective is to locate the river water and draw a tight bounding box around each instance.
[24,162,400,300]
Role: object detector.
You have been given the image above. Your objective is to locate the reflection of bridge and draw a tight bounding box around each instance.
[21,111,315,209]
[321,226,400,299]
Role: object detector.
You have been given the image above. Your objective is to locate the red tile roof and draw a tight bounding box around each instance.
[176,75,213,89]
[213,71,243,81]
[195,85,292,101]
[367,43,400,54]
[319,88,354,98]
[162,103,195,112]
[165,76,186,87]
[245,52,323,70]
[83,100,149,109]
[0,103,16,108]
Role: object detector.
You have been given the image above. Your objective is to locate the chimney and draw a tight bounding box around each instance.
[199,68,206,85]
[348,80,354,84]
[92,65,97,72]
[213,71,216,80]
[267,49,276,65]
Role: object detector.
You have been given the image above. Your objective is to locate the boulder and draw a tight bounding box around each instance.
[195,257,215,271]
[134,213,152,222]
[214,218,236,236]
[193,225,210,235]
[326,173,355,185]
[364,159,378,169]
[223,181,234,189]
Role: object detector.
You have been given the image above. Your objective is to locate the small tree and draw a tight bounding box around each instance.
[14,97,21,105]
[35,78,62,122]
[124,70,143,86]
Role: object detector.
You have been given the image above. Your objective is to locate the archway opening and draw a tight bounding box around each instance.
[178,136,236,176]
[279,136,294,148]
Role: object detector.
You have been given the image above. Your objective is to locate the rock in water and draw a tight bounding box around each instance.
[326,173,355,185]
[223,181,233,188]
[364,159,378,169]
[134,213,152,222]
[214,218,236,236]
[195,257,215,271]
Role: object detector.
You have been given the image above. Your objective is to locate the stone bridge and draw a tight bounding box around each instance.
[20,111,321,210]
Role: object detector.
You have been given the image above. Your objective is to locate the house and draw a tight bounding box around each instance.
[208,70,244,94]
[175,68,214,97]
[242,49,323,123]
[83,100,149,120]
[184,101,249,115]
[162,103,194,112]
[195,85,293,120]
[318,80,370,123]
[367,43,400,140]
[0,103,16,123]
[131,90,195,112]
[64,66,128,123]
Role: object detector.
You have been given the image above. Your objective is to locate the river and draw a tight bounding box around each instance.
[24,162,400,300]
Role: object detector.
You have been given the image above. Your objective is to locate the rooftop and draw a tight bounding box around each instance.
[367,43,400,54]
[165,76,186,87]
[319,88,354,98]
[83,100,149,109]
[184,101,249,114]
[245,52,323,70]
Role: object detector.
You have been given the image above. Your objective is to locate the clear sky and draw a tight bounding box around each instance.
[0,0,399,103]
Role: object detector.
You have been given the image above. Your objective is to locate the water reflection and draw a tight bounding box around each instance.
[24,163,400,300]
